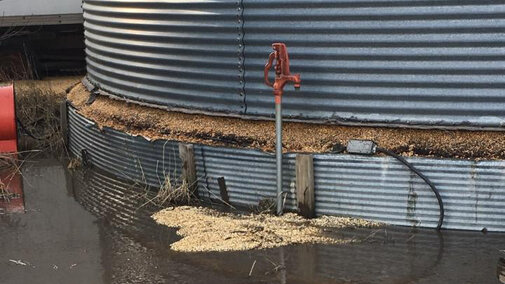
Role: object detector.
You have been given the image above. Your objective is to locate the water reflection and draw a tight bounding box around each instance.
[1,158,504,284]
[71,163,505,284]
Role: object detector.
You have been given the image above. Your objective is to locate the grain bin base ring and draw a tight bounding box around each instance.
[68,104,505,232]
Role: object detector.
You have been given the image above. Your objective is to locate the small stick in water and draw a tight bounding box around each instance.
[248,260,257,277]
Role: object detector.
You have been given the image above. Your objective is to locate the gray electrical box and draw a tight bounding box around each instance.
[346,140,377,155]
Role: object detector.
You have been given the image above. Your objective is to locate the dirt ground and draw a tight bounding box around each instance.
[152,206,380,252]
[68,82,505,160]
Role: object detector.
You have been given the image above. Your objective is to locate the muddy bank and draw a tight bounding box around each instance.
[68,82,505,160]
[152,206,381,252]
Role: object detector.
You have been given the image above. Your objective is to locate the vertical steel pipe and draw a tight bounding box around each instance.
[275,100,283,215]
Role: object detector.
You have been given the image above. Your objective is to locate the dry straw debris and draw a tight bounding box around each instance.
[152,206,381,252]
[138,176,196,209]
[69,82,505,160]
[14,77,81,151]
[0,154,23,202]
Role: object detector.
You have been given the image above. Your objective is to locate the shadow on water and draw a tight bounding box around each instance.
[1,156,505,284]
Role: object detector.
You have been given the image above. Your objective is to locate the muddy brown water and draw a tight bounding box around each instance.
[0,156,504,284]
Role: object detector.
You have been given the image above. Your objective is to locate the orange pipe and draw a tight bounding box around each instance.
[0,84,17,153]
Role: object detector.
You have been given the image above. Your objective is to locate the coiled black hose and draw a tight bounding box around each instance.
[377,147,444,230]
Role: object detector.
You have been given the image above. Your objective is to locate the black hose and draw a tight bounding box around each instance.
[377,147,444,230]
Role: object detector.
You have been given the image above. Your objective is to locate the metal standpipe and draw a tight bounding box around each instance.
[275,99,283,215]
[263,43,301,215]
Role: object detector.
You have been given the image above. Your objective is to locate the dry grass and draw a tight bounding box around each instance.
[0,27,34,82]
[67,157,82,170]
[0,182,19,202]
[0,153,23,202]
[15,86,65,151]
[155,177,193,206]
[14,77,80,152]
[0,52,33,82]
[0,154,17,171]
[128,151,199,209]
[137,175,197,209]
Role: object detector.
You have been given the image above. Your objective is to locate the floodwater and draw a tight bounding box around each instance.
[1,157,504,284]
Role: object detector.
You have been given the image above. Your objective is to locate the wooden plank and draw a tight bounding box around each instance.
[296,154,315,218]
[178,143,198,197]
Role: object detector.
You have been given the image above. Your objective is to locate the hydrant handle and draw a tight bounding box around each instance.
[263,43,301,96]
[264,51,275,87]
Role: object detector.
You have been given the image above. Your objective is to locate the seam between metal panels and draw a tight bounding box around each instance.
[238,0,247,114]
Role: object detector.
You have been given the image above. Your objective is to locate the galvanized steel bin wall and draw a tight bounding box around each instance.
[68,105,505,231]
[242,0,505,128]
[83,1,505,128]
[83,0,245,113]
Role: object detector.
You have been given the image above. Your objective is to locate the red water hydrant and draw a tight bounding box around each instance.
[264,43,301,104]
[264,43,301,215]
[0,84,18,153]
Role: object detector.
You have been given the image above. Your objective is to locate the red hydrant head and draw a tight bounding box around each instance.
[264,43,301,102]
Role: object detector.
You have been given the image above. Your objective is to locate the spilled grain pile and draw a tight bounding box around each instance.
[68,82,505,159]
[152,206,381,252]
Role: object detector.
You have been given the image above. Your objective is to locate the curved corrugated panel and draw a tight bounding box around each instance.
[83,0,505,128]
[194,145,297,210]
[314,154,505,231]
[68,106,505,231]
[83,0,244,113]
[243,0,505,128]
[68,106,181,187]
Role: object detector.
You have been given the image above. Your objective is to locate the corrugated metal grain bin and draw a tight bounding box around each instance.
[84,0,505,129]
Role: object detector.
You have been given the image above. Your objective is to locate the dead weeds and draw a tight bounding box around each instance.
[0,153,24,202]
[14,77,80,151]
[67,157,82,170]
[139,177,196,209]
